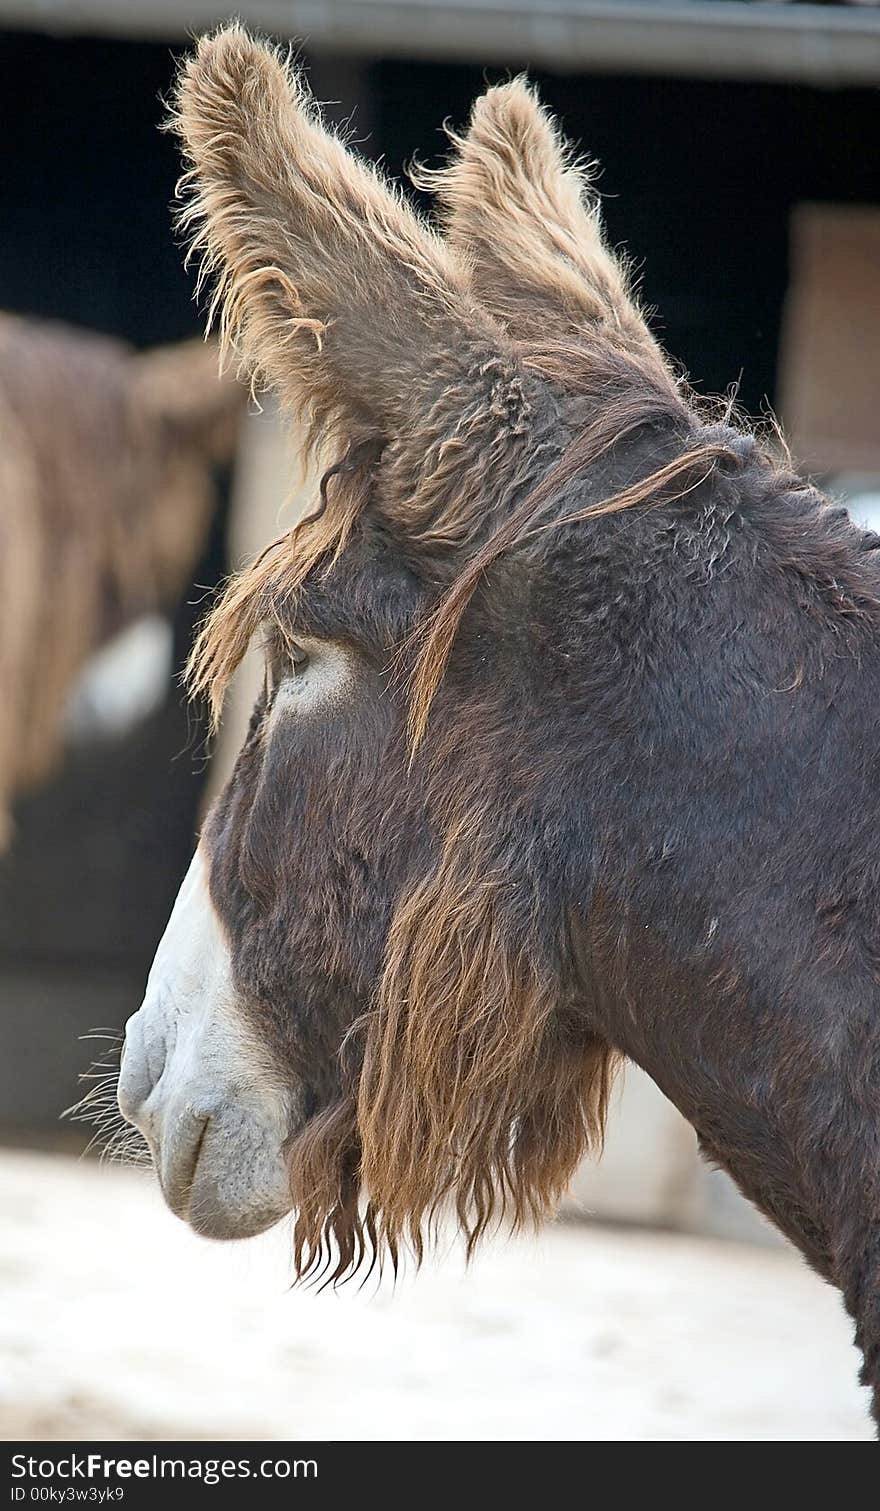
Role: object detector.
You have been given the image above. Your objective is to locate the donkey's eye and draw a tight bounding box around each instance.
[266,627,309,689]
[288,641,309,674]
[267,636,357,718]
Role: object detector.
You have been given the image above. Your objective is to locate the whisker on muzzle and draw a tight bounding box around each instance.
[62,1027,153,1171]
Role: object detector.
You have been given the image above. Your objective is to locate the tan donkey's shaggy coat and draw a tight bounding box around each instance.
[0,316,242,840]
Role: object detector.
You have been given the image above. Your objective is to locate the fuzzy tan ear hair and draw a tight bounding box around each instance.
[416,78,666,365]
[172,26,520,458]
[173,25,563,572]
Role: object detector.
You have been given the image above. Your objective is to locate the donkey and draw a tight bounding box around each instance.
[0,314,242,843]
[116,26,880,1430]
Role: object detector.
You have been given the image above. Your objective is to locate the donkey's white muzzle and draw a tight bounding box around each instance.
[117,847,296,1239]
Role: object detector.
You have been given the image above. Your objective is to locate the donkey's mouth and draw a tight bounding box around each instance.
[156,1106,209,1218]
[150,1099,296,1241]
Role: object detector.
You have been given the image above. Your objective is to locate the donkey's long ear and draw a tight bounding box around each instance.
[418,79,663,362]
[173,26,512,459]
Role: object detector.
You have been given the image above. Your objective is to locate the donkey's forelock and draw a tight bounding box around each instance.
[185,443,380,727]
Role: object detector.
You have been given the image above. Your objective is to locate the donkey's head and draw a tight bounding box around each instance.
[118,26,729,1275]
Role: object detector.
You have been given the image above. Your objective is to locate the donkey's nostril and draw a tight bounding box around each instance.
[116,1010,159,1126]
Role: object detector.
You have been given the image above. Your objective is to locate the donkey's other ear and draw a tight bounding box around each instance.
[173,26,509,457]
[417,78,663,362]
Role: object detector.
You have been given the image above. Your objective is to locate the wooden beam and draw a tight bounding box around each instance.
[3,2,880,87]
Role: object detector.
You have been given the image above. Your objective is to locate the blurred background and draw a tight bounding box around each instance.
[0,0,878,1441]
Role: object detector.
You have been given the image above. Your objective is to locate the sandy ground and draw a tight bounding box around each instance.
[0,1148,872,1441]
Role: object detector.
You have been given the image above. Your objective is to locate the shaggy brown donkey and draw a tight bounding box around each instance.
[117,26,880,1431]
[0,316,242,843]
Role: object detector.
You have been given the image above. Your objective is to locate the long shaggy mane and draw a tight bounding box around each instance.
[283,835,617,1285]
